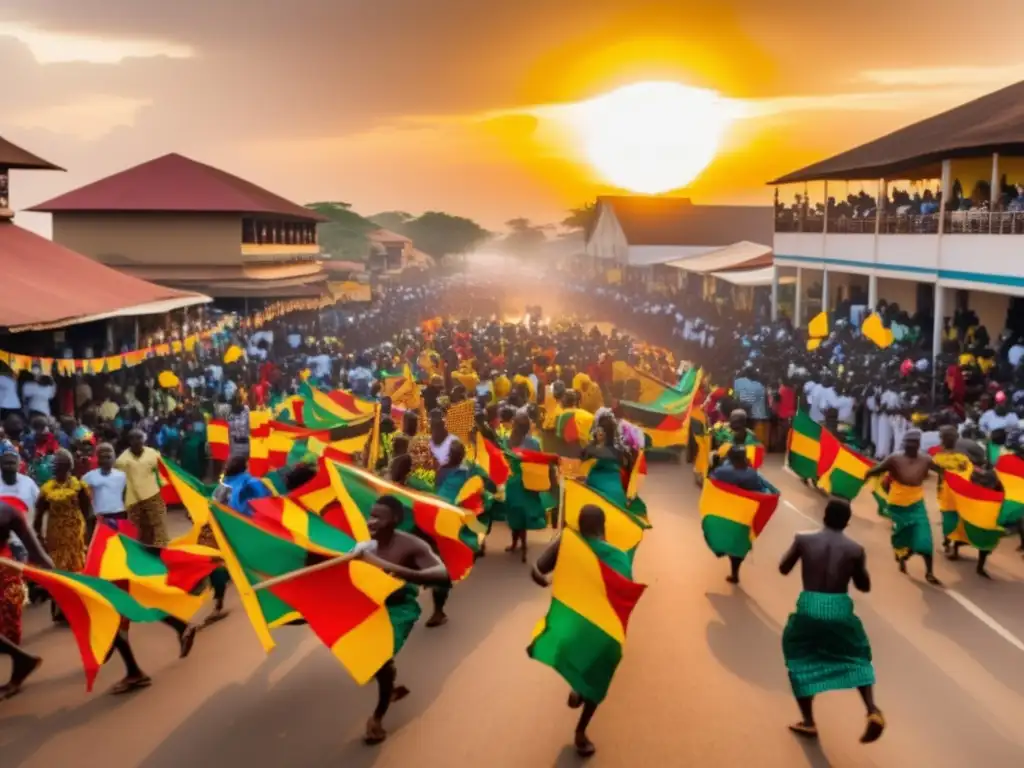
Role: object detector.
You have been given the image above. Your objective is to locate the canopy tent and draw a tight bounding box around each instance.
[663,241,772,274]
[0,222,209,332]
[709,266,795,287]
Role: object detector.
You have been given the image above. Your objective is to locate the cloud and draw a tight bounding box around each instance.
[856,64,1024,89]
[0,21,192,64]
[8,94,152,140]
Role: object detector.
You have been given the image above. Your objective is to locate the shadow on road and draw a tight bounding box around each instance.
[704,591,789,693]
[133,552,538,768]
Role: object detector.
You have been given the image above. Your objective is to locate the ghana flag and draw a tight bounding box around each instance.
[470,432,511,486]
[13,561,173,690]
[563,480,650,557]
[207,419,230,462]
[84,524,219,620]
[207,502,404,684]
[626,450,647,502]
[715,440,766,470]
[787,410,822,481]
[511,448,560,493]
[159,458,217,547]
[994,454,1024,529]
[699,477,780,559]
[249,496,362,554]
[555,408,595,445]
[943,472,1006,551]
[816,430,874,500]
[527,529,647,703]
[266,415,378,470]
[249,410,272,477]
[692,405,711,478]
[328,460,478,581]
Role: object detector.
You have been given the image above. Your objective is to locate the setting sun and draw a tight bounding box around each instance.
[570,81,734,194]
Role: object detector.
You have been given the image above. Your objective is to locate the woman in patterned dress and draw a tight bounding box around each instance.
[34,450,92,621]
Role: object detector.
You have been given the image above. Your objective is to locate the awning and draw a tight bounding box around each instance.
[663,241,772,273]
[0,222,209,332]
[710,266,796,287]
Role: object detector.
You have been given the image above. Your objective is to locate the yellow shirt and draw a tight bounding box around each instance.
[116,447,161,506]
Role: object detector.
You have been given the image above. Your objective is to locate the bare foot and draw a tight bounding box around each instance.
[425,612,448,629]
[788,722,818,739]
[567,692,583,709]
[1,655,43,700]
[202,609,230,628]
[725,575,739,585]
[575,732,596,757]
[976,568,992,580]
[946,550,960,561]
[860,711,886,744]
[364,717,387,745]
[898,559,908,574]
[925,573,942,586]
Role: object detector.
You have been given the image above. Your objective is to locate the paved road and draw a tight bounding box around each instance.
[4,457,1024,768]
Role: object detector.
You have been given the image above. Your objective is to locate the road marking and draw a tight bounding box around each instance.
[782,499,819,526]
[947,590,1024,654]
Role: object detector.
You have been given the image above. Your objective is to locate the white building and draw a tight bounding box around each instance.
[585,196,773,285]
[769,79,1024,358]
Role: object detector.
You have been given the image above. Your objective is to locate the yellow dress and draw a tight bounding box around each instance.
[41,477,87,572]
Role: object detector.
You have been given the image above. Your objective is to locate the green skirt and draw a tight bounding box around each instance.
[385,584,422,656]
[782,591,875,698]
[889,501,933,558]
[503,478,549,531]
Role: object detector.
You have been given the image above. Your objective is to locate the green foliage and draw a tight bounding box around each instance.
[369,211,414,233]
[306,201,378,261]
[561,202,596,232]
[499,218,550,255]
[403,211,490,259]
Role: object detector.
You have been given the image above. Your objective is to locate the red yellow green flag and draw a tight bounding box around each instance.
[563,479,650,557]
[527,530,647,703]
[994,454,1024,528]
[470,432,511,486]
[816,430,874,500]
[555,408,595,445]
[159,458,217,546]
[699,477,780,558]
[786,410,821,481]
[943,471,1006,551]
[207,419,230,462]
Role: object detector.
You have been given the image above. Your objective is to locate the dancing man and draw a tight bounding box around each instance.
[780,499,885,744]
[359,495,449,745]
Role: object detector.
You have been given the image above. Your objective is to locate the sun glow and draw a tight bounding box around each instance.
[570,81,734,194]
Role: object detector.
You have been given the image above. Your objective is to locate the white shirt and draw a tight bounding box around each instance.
[223,379,238,402]
[83,468,127,515]
[836,395,855,424]
[287,333,303,349]
[979,409,1019,435]
[1009,344,1024,367]
[22,380,55,416]
[0,473,40,539]
[880,390,902,413]
[429,434,457,466]
[308,354,332,379]
[0,375,19,410]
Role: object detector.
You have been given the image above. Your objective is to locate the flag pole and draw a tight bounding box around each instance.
[0,556,25,571]
[252,551,359,592]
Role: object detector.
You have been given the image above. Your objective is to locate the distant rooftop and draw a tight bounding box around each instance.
[0,136,64,171]
[597,196,772,247]
[29,152,326,221]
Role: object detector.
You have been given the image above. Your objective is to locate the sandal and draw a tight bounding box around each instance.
[110,676,153,695]
[788,722,819,738]
[179,626,197,658]
[860,711,886,744]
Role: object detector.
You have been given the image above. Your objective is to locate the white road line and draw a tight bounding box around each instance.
[946,590,1024,654]
[782,499,819,526]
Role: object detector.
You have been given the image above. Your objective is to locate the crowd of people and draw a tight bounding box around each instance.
[2,265,1024,756]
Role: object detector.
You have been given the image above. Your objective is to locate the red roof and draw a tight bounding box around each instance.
[28,153,326,221]
[0,222,207,331]
[0,136,64,171]
[597,196,773,247]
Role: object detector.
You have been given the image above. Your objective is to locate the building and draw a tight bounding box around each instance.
[0,138,207,336]
[584,195,774,294]
[769,79,1024,355]
[29,153,330,300]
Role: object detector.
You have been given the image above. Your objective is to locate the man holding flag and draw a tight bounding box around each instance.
[706,444,773,584]
[358,495,449,745]
[779,499,885,744]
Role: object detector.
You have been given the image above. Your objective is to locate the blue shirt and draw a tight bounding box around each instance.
[709,461,767,492]
[221,472,272,514]
[733,377,768,420]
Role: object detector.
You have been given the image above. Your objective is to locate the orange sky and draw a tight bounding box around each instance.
[4,1,1023,236]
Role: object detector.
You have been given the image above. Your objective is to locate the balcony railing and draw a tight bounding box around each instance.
[776,210,1024,234]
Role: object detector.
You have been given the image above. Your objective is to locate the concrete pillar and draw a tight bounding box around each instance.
[868,273,878,312]
[770,264,780,322]
[932,282,945,399]
[821,267,830,316]
[794,267,803,325]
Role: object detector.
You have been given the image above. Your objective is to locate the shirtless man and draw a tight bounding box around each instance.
[780,499,885,744]
[358,495,449,745]
[0,500,52,699]
[865,430,943,585]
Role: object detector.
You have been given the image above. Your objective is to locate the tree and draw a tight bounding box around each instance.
[402,211,490,259]
[500,218,550,256]
[561,202,596,232]
[306,201,378,261]
[369,211,414,234]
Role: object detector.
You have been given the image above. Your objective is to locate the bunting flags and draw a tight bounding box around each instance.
[699,477,780,559]
[527,529,646,704]
[786,411,822,481]
[562,479,650,556]
[815,430,874,500]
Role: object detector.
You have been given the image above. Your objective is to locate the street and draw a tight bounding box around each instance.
[3,456,1024,768]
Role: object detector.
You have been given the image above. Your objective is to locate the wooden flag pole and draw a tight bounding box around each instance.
[252,550,359,592]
